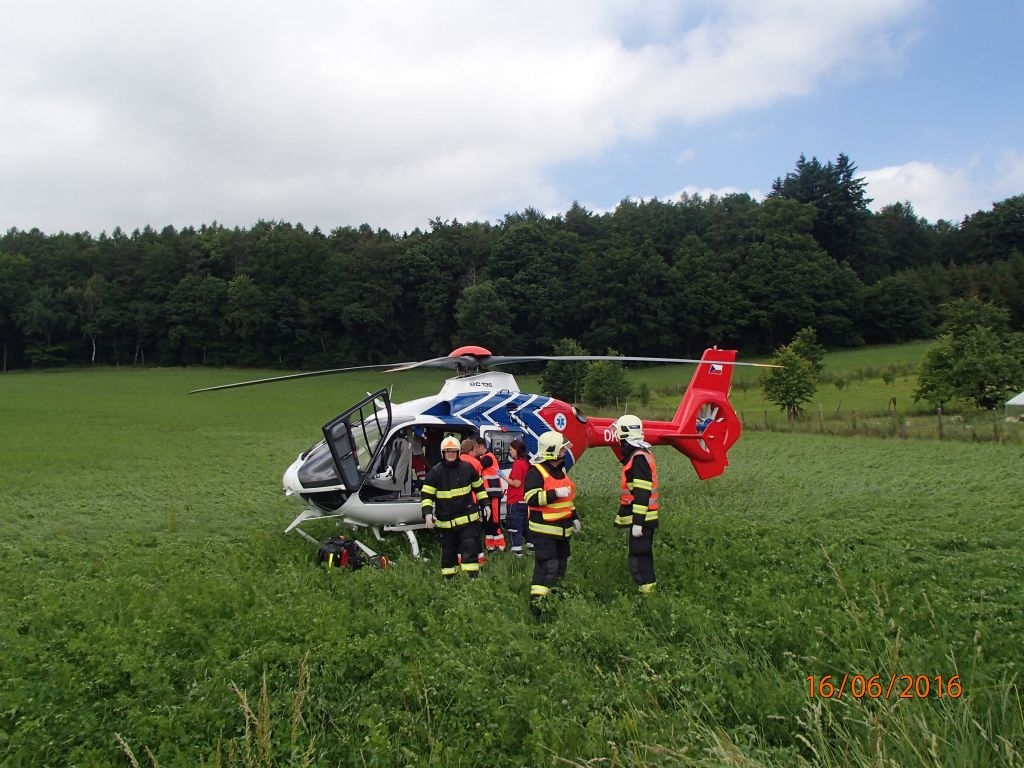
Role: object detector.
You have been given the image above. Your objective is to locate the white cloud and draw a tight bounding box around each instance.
[0,0,948,234]
[863,155,1023,224]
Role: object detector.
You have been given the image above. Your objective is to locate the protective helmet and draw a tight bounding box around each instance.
[614,414,648,446]
[440,436,461,453]
[534,430,570,462]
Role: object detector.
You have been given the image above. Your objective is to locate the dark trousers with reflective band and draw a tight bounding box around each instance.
[439,521,482,577]
[628,527,656,587]
[506,502,527,551]
[531,535,570,595]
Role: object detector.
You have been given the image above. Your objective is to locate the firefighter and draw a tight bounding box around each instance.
[524,431,580,618]
[474,436,507,552]
[613,415,659,593]
[459,437,487,563]
[421,435,487,579]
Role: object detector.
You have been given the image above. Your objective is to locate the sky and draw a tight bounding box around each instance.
[1,0,1022,237]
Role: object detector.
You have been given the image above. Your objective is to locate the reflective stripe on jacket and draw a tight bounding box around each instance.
[421,459,485,527]
[479,451,504,497]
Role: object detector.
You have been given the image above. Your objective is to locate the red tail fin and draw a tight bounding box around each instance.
[580,348,744,480]
[643,348,742,479]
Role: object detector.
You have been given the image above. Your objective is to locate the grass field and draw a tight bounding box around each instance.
[1,360,1023,766]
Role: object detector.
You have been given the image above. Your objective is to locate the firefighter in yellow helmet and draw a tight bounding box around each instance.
[613,415,659,593]
[524,430,580,618]
[420,435,487,578]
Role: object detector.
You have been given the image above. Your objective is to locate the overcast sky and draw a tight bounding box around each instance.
[2,0,1021,236]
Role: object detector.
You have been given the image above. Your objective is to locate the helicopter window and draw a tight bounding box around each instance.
[352,417,387,474]
[483,429,524,470]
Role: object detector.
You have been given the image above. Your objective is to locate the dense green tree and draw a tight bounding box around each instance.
[166,275,229,365]
[66,273,127,364]
[666,235,751,353]
[453,282,514,351]
[789,327,826,379]
[861,274,934,343]
[958,195,1024,264]
[768,153,872,268]
[738,199,864,349]
[915,326,1024,410]
[539,338,588,403]
[2,172,1023,372]
[0,252,31,371]
[16,284,76,366]
[583,352,631,409]
[225,274,273,366]
[915,298,1023,410]
[859,202,940,282]
[938,296,1010,336]
[762,345,817,420]
[489,217,579,354]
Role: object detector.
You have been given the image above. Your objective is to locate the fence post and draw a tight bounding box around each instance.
[937,406,943,440]
[818,403,824,433]
[992,408,999,442]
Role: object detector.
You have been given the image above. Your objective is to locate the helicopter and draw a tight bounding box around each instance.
[190,345,769,557]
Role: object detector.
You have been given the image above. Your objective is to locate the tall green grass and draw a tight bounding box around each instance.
[1,366,1022,766]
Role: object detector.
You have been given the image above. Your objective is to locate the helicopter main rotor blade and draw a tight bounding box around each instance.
[483,355,780,368]
[383,356,481,373]
[191,349,780,392]
[187,363,414,393]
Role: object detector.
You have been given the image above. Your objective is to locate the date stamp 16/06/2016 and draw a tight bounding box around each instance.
[807,674,963,700]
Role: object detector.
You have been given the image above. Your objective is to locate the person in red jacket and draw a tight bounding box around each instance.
[612,415,659,594]
[474,436,507,552]
[503,438,530,557]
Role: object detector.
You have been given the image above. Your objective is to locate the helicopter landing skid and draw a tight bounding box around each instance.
[284,508,427,559]
[380,524,428,559]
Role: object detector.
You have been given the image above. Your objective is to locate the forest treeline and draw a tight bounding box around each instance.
[1,153,1022,372]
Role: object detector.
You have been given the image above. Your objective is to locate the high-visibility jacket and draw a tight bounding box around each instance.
[479,451,503,498]
[421,459,485,528]
[615,449,659,527]
[460,452,483,503]
[526,463,577,538]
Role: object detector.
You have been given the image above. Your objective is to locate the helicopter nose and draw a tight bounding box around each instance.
[282,456,303,497]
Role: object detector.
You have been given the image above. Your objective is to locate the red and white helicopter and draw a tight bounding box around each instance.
[191,346,767,557]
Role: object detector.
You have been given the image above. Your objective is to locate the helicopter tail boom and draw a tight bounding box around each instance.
[585,348,741,480]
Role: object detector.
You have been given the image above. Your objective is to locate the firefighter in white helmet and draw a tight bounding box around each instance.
[613,415,659,593]
[524,430,580,618]
[420,435,487,578]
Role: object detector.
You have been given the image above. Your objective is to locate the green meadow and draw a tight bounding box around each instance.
[1,359,1022,766]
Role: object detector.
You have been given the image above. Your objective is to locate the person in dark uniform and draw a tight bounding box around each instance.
[421,436,487,579]
[612,415,659,593]
[524,431,580,617]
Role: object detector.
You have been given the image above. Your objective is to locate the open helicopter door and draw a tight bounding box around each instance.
[321,388,393,493]
[285,389,394,547]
